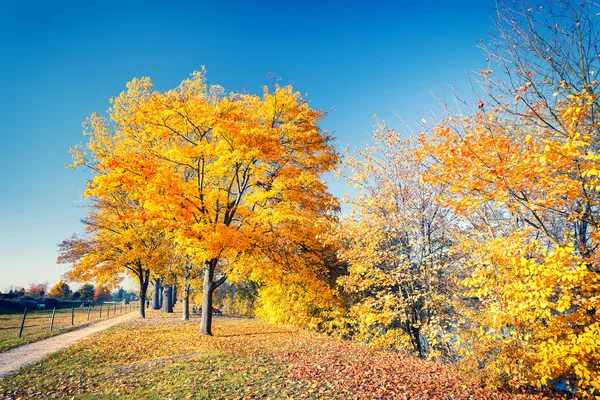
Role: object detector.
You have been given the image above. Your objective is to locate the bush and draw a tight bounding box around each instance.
[0,299,25,313]
[43,298,58,309]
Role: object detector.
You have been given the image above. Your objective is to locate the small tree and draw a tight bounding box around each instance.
[113,287,126,301]
[338,126,457,358]
[93,286,111,302]
[152,279,161,310]
[79,283,95,300]
[59,194,173,318]
[48,281,71,299]
[27,283,48,298]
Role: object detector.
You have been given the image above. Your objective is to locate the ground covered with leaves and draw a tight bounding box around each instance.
[0,311,550,399]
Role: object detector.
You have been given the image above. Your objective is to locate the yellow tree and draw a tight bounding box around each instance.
[421,94,600,393]
[245,218,346,330]
[419,21,600,400]
[417,1,600,393]
[336,122,457,358]
[58,193,173,318]
[72,70,339,334]
[47,281,71,299]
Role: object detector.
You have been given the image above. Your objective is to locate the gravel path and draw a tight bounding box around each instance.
[0,311,136,378]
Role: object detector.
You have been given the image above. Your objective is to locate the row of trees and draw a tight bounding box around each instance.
[58,0,599,395]
[46,282,137,302]
[4,282,135,302]
[4,283,48,298]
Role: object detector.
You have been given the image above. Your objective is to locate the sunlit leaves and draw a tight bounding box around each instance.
[71,69,340,332]
[421,82,600,394]
[58,194,173,317]
[335,123,457,359]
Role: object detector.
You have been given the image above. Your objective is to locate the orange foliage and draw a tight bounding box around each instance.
[420,90,600,393]
[70,69,339,333]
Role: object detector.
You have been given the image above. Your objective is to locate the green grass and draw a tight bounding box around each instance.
[0,311,547,399]
[0,303,137,352]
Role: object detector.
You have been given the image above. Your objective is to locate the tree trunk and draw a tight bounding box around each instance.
[152,279,161,310]
[182,265,191,321]
[200,260,216,335]
[200,259,227,335]
[139,269,150,318]
[162,285,173,313]
[171,285,177,308]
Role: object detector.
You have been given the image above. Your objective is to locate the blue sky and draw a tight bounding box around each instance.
[0,0,494,291]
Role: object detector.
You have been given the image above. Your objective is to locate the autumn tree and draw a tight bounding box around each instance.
[27,283,47,298]
[73,70,339,335]
[163,255,200,321]
[419,0,600,393]
[93,286,111,302]
[47,281,71,299]
[58,193,173,318]
[480,0,600,138]
[335,123,457,358]
[250,230,346,330]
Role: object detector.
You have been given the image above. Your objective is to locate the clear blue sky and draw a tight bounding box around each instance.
[0,0,495,291]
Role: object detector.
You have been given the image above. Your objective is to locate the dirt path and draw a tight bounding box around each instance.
[0,311,136,378]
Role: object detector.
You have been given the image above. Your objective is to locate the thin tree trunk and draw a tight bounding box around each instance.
[139,269,149,318]
[182,265,191,321]
[162,285,173,313]
[182,289,190,320]
[172,285,177,308]
[152,279,161,310]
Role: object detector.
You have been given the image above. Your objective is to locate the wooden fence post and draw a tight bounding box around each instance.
[50,308,56,331]
[107,304,110,317]
[87,305,91,321]
[71,307,75,325]
[18,307,28,338]
[99,304,103,318]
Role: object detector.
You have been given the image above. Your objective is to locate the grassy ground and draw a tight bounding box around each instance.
[0,303,137,352]
[0,311,550,399]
